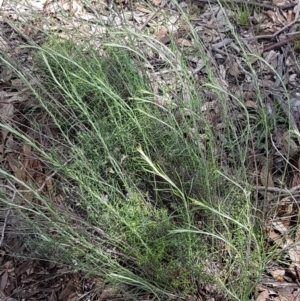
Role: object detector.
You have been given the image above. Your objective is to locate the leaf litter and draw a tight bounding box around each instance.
[1,0,300,300]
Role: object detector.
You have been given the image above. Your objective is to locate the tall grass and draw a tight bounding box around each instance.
[0,1,279,299]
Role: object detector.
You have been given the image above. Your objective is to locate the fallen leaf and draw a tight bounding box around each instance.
[270,269,285,282]
[272,0,287,6]
[227,59,240,77]
[23,143,31,170]
[245,101,258,109]
[268,229,281,242]
[256,289,269,301]
[156,27,168,43]
[291,172,300,188]
[59,279,77,300]
[177,38,192,47]
[276,201,293,216]
[288,244,300,263]
[295,225,300,241]
[272,220,288,234]
[169,15,178,24]
[0,271,8,290]
[136,6,152,13]
[266,10,287,25]
[277,292,294,301]
[152,0,162,5]
[260,165,274,187]
[0,93,14,144]
[281,131,299,158]
[154,94,172,106]
[287,9,294,23]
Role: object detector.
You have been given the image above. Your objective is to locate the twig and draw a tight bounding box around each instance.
[196,0,283,10]
[256,184,300,195]
[211,38,233,49]
[242,30,300,40]
[263,34,298,51]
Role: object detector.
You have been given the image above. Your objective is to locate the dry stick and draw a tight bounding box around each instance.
[256,184,300,195]
[263,34,298,52]
[196,0,287,10]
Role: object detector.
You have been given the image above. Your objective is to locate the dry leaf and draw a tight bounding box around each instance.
[295,225,300,241]
[152,0,162,5]
[23,143,31,170]
[156,27,168,43]
[268,229,281,242]
[7,154,25,183]
[260,165,275,187]
[292,172,300,188]
[288,244,300,263]
[272,0,287,6]
[169,15,178,24]
[155,95,172,106]
[228,59,240,77]
[272,220,288,234]
[59,279,77,300]
[45,176,54,195]
[266,10,287,25]
[281,131,299,158]
[270,269,285,282]
[245,101,258,109]
[276,201,293,216]
[277,292,294,301]
[177,38,192,47]
[0,271,8,290]
[256,289,269,301]
[287,9,294,23]
[136,6,152,13]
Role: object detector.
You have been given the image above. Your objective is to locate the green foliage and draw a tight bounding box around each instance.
[231,3,253,26]
[37,38,212,202]
[236,8,250,26]
[33,37,216,295]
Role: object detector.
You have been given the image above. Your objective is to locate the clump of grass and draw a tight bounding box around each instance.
[28,36,219,295]
[0,4,271,298]
[236,5,250,26]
